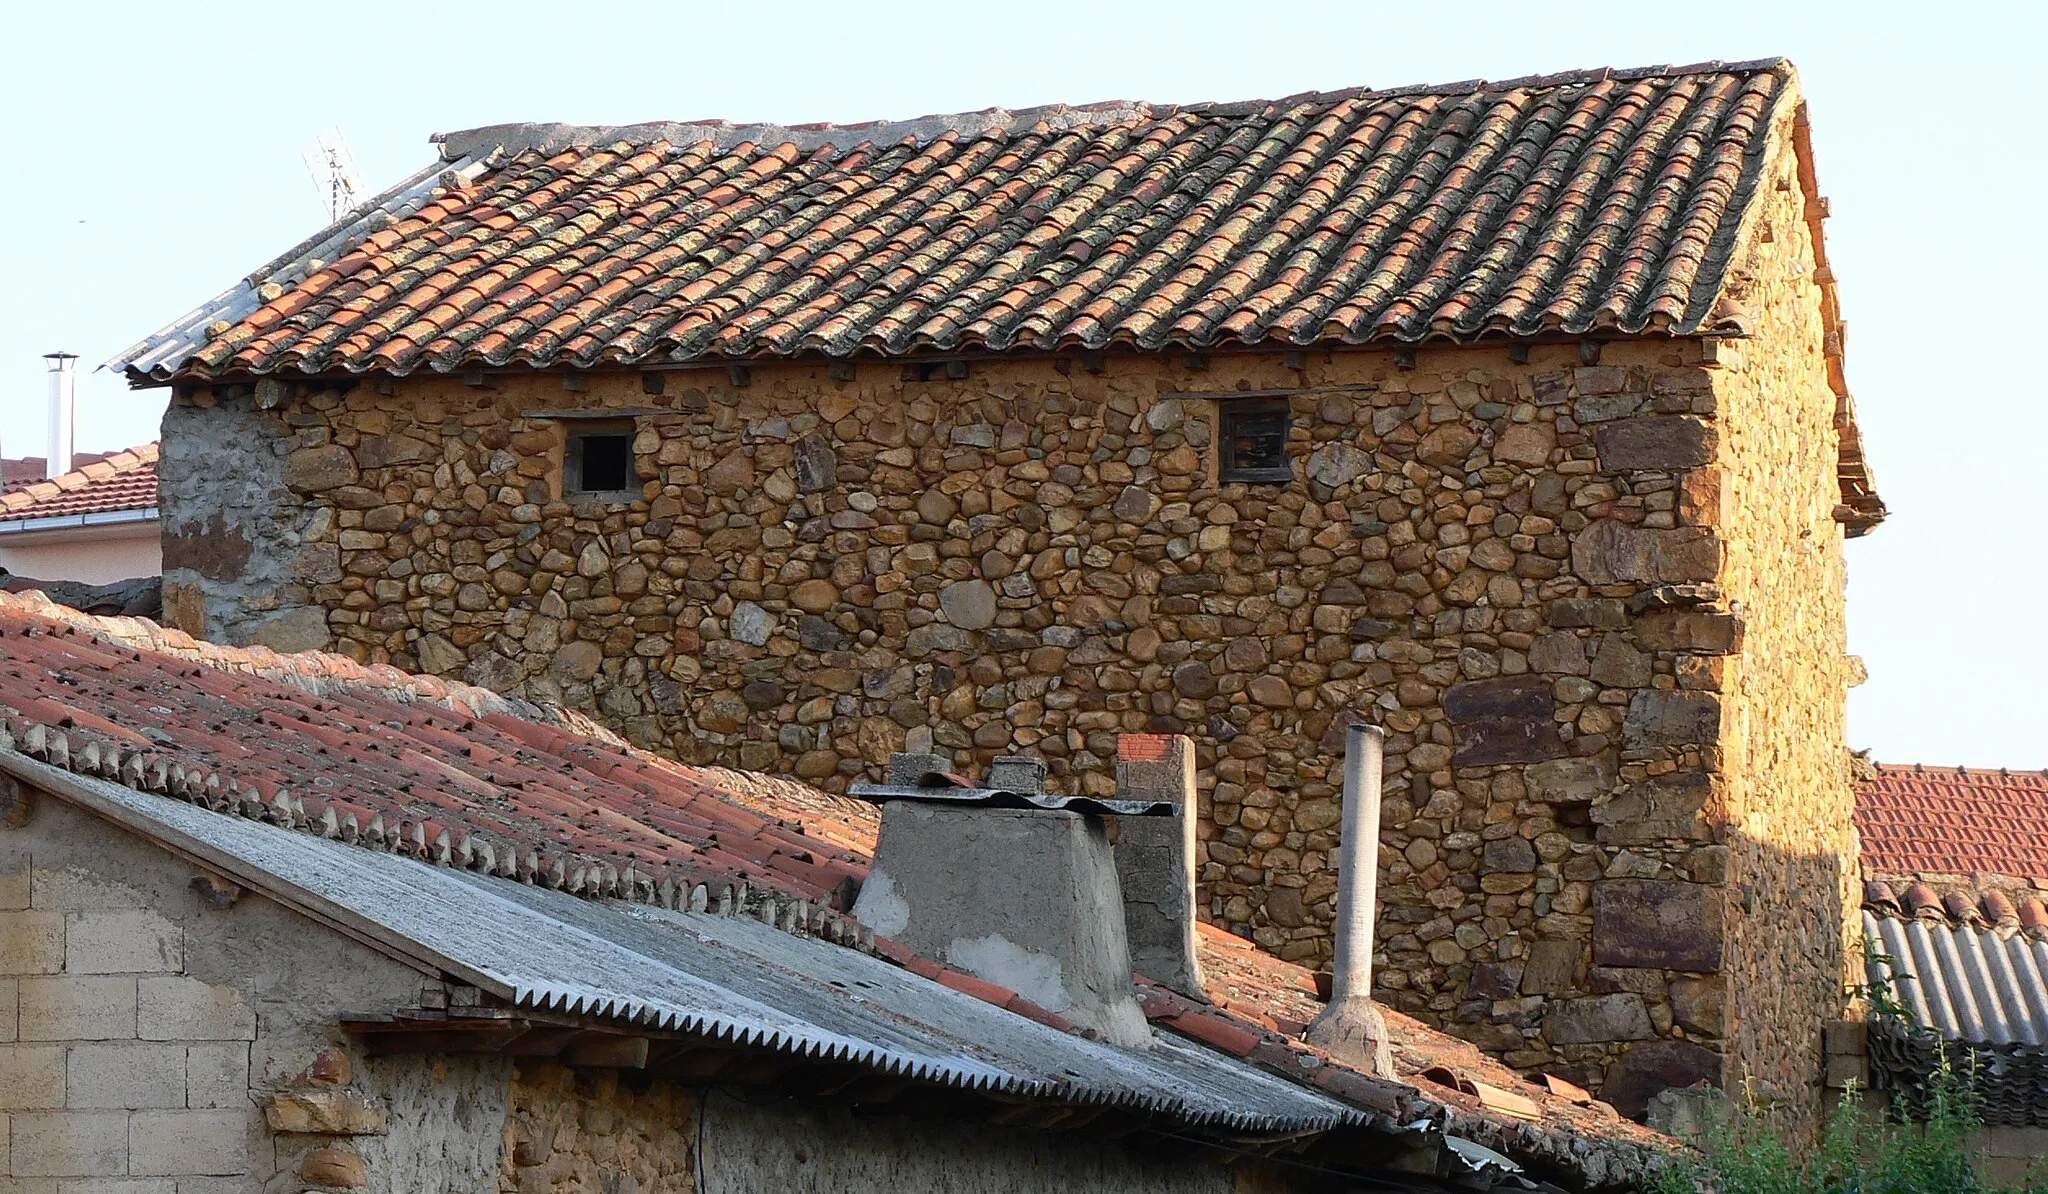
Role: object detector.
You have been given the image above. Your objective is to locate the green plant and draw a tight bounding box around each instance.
[1646,1057,2042,1193]
[1853,944,1926,1034]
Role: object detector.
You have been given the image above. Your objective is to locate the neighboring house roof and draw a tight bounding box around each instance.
[3,451,117,494]
[1860,880,2048,1125]
[1863,880,2048,1047]
[54,775,1363,1137]
[1856,765,2048,1125]
[1856,764,2048,883]
[0,442,159,523]
[0,590,1663,1189]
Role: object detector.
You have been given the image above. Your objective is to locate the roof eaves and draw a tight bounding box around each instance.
[1782,79,1885,534]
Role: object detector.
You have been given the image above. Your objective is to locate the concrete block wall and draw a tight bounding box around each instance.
[2,791,507,1193]
[2,840,258,1190]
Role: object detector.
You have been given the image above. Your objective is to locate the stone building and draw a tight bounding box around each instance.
[0,591,1660,1192]
[113,60,1884,1125]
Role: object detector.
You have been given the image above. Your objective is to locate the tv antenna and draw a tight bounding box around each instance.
[302,127,366,222]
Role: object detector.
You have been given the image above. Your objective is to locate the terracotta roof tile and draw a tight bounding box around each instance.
[0,589,870,907]
[0,444,158,522]
[1857,764,2048,882]
[135,62,1793,382]
[1863,878,2048,941]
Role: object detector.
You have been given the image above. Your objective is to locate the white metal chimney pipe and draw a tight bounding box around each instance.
[1305,721,1392,1075]
[44,353,78,479]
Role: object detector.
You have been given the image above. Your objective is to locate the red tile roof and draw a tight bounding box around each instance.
[1856,764,2048,882]
[0,443,159,522]
[144,60,1796,382]
[0,589,870,905]
[3,451,120,494]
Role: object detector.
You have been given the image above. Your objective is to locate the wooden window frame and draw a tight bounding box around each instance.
[1217,399,1294,484]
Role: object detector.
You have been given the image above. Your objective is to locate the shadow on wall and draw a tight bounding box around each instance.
[1369,827,1851,1139]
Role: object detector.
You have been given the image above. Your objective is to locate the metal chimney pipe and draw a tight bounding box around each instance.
[44,353,78,479]
[1305,721,1392,1075]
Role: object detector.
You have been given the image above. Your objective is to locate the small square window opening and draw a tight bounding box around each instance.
[1218,401,1293,483]
[567,421,636,494]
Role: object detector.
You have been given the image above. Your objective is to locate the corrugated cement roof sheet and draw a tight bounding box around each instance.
[52,755,1366,1137]
[1864,910,2048,1048]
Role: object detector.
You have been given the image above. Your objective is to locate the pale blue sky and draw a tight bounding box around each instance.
[2,1,2041,766]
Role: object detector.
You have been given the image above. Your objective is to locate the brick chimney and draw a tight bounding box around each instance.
[851,752,1152,1047]
[1113,734,1205,1000]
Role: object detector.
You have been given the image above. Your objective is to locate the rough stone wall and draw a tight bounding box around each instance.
[0,790,507,1192]
[1711,107,1861,1138]
[159,303,1845,1101]
[499,1064,694,1194]
[695,1089,1239,1194]
[158,398,336,652]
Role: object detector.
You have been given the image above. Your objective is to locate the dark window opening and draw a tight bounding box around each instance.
[567,422,636,494]
[1219,401,1293,483]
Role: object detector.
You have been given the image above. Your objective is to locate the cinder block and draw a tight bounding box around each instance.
[1822,1019,1868,1055]
[127,1110,249,1177]
[135,980,251,1043]
[1,979,18,1042]
[18,979,136,1042]
[65,1045,185,1110]
[0,1044,66,1109]
[7,1111,128,1177]
[27,868,147,916]
[1823,1051,1868,1089]
[0,869,28,912]
[182,1045,249,1110]
[55,1181,177,1193]
[165,1180,261,1194]
[0,913,64,976]
[63,914,181,976]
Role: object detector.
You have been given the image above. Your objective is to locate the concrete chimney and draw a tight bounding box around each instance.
[1305,722,1393,1076]
[1114,734,1205,1000]
[853,753,1152,1047]
[44,353,77,479]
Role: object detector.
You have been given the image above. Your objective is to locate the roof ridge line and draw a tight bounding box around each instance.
[432,58,1795,161]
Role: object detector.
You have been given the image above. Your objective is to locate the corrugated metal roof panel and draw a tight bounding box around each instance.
[847,783,1172,816]
[69,765,1364,1136]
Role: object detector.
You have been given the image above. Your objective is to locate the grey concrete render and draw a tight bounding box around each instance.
[1114,736,1207,1000]
[853,801,1152,1047]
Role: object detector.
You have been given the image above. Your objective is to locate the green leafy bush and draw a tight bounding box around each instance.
[1648,1058,2042,1194]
